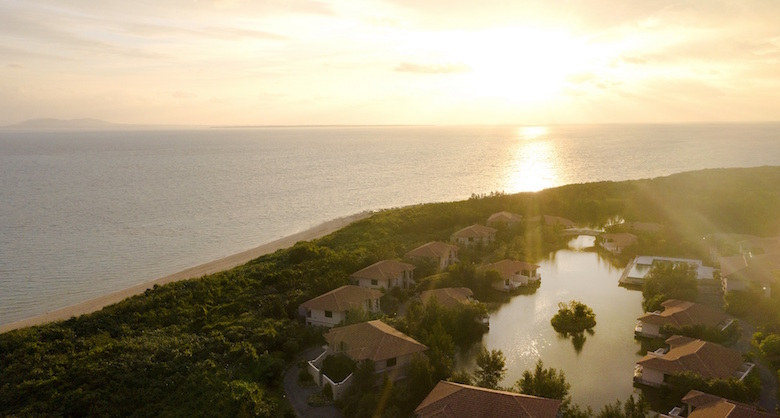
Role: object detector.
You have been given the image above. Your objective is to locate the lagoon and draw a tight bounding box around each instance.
[460,236,644,410]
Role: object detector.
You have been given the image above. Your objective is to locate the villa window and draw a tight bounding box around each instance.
[371,279,378,286]
[307,311,311,317]
[325,310,332,318]
[386,358,397,367]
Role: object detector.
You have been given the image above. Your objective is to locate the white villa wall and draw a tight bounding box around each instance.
[357,277,390,290]
[306,309,346,328]
[453,235,494,247]
[307,350,354,400]
[635,321,661,338]
[638,367,666,387]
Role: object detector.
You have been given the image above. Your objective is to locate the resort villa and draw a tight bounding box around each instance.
[405,241,459,271]
[619,256,716,287]
[420,287,475,309]
[662,390,778,418]
[298,285,382,328]
[526,215,576,228]
[634,335,754,388]
[350,259,416,290]
[719,253,778,298]
[486,211,524,228]
[415,381,562,418]
[479,259,541,291]
[451,224,497,246]
[635,299,732,339]
[599,232,637,254]
[307,320,427,399]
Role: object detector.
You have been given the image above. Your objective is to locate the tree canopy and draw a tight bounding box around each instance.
[550,301,597,335]
[641,262,698,312]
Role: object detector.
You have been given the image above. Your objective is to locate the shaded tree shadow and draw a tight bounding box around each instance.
[556,328,595,354]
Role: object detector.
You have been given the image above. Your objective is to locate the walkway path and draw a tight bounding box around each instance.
[735,321,778,412]
[283,346,343,418]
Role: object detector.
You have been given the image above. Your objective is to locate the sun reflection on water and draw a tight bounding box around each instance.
[505,126,559,192]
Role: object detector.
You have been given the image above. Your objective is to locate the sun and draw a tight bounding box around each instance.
[456,28,587,104]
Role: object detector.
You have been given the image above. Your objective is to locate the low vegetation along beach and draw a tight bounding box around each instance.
[2,166,780,417]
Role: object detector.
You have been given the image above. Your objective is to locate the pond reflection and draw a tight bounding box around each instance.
[457,236,644,410]
[556,328,595,354]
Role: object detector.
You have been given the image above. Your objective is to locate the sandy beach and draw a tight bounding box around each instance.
[0,212,371,334]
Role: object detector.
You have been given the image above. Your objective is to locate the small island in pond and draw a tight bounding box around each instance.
[550,300,596,335]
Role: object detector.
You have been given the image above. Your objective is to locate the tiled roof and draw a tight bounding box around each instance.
[478,259,539,281]
[406,241,459,259]
[638,336,743,379]
[350,259,415,281]
[720,254,779,283]
[299,285,382,313]
[737,236,780,256]
[420,287,473,309]
[488,212,523,224]
[683,390,778,418]
[526,215,576,227]
[638,299,728,328]
[324,320,427,362]
[452,224,497,239]
[415,381,562,418]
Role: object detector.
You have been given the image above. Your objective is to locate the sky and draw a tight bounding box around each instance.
[1,0,779,126]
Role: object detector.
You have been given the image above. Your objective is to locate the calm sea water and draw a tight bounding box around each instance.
[1,123,779,325]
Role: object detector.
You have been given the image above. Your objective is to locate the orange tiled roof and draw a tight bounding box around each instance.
[638,299,728,328]
[415,381,562,418]
[324,320,427,362]
[488,212,524,224]
[526,215,576,227]
[349,259,415,281]
[683,390,778,418]
[452,224,497,239]
[406,241,459,259]
[720,254,779,284]
[478,259,539,281]
[637,336,743,379]
[299,285,382,313]
[420,287,473,309]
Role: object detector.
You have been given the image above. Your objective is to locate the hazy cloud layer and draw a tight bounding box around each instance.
[1,0,778,124]
[394,62,470,74]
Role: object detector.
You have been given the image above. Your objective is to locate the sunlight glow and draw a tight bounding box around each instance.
[505,129,558,192]
[519,126,549,139]
[456,28,589,104]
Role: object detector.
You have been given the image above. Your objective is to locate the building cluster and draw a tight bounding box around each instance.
[295,214,779,417]
[296,211,570,409]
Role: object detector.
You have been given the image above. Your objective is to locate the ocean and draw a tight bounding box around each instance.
[1,123,779,325]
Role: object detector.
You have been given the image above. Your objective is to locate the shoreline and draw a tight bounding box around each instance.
[0,211,372,334]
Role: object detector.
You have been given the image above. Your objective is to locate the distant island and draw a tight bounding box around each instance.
[2,118,123,130]
[1,118,193,130]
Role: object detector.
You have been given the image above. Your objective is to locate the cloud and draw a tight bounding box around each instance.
[172,91,196,99]
[394,62,470,74]
[620,55,647,65]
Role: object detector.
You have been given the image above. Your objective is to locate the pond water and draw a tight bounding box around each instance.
[459,236,645,410]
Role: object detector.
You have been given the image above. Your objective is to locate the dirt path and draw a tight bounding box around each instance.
[736,320,778,412]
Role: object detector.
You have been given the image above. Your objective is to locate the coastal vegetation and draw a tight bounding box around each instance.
[2,167,780,416]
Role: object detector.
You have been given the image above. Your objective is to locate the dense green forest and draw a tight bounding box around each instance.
[2,166,780,417]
